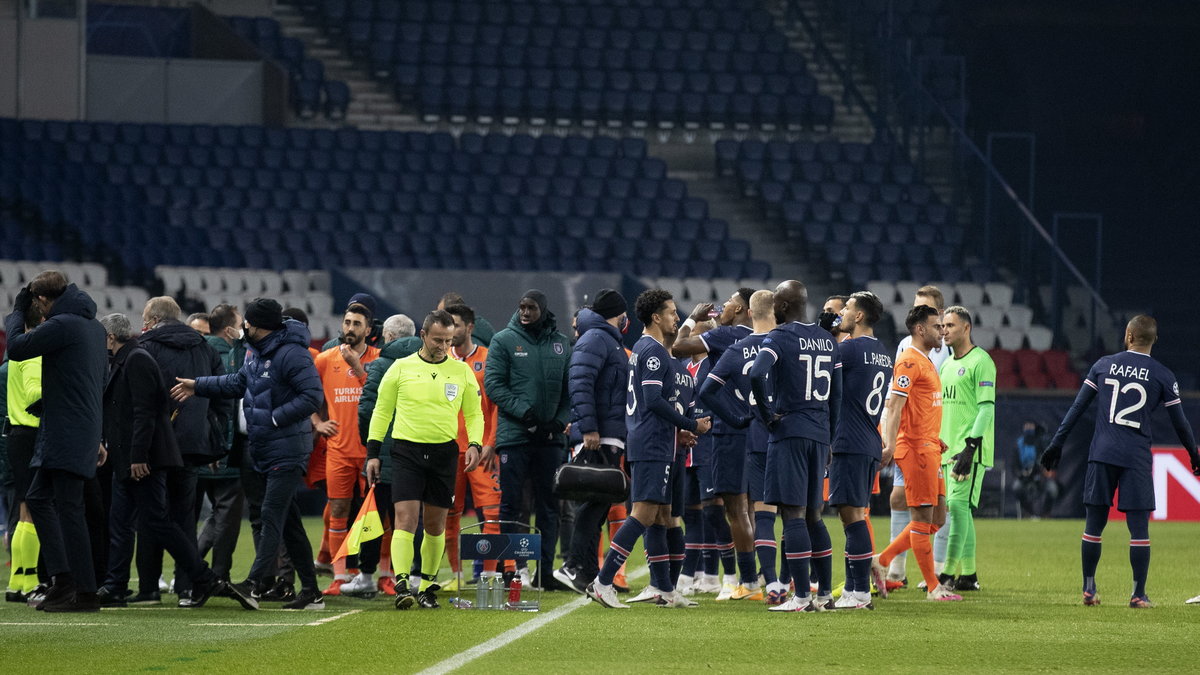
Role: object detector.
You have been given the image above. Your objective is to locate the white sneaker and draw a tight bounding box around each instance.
[340,572,376,597]
[715,581,737,601]
[677,574,695,596]
[927,583,963,602]
[657,590,698,608]
[694,575,722,594]
[833,591,873,610]
[627,585,662,603]
[1187,593,1200,605]
[587,581,628,609]
[768,594,813,612]
[811,594,835,611]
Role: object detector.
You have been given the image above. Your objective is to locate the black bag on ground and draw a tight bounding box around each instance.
[553,447,628,504]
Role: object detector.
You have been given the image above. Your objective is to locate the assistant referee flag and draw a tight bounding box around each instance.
[334,485,383,560]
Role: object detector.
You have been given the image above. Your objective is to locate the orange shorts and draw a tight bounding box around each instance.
[896,449,945,508]
[451,451,501,516]
[325,452,366,500]
[305,436,327,489]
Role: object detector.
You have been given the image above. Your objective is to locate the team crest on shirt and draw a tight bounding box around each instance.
[1174,382,1180,396]
[957,367,966,376]
[444,383,459,401]
[646,356,661,371]
[553,342,564,355]
[473,362,483,372]
[897,375,911,388]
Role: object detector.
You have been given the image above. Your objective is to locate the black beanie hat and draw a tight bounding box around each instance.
[592,289,627,319]
[522,289,548,315]
[244,298,285,330]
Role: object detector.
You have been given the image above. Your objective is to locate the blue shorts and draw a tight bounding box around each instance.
[892,463,905,487]
[671,455,687,518]
[685,464,715,506]
[765,437,828,508]
[745,451,768,503]
[630,459,676,505]
[711,433,748,496]
[1084,460,1154,512]
[828,454,879,509]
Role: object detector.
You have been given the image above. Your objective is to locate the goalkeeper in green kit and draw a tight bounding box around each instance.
[937,306,996,592]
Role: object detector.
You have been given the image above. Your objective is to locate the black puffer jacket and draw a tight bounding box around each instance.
[139,320,229,464]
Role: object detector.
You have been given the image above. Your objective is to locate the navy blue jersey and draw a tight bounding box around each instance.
[752,322,841,444]
[627,335,694,463]
[668,358,698,459]
[685,357,714,466]
[1081,351,1181,471]
[698,324,753,363]
[833,336,893,458]
[705,332,769,436]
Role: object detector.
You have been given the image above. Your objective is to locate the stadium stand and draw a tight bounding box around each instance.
[285,0,835,129]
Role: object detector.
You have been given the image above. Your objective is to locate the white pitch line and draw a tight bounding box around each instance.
[306,609,362,626]
[415,566,650,675]
[190,622,302,627]
[0,621,113,626]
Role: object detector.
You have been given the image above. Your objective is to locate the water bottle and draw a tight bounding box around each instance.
[475,573,489,609]
[489,572,504,609]
[508,575,522,607]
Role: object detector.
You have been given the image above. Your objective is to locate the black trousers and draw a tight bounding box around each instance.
[197,476,244,581]
[498,443,565,583]
[106,471,214,592]
[25,467,96,593]
[136,466,197,594]
[247,465,317,591]
[240,448,294,584]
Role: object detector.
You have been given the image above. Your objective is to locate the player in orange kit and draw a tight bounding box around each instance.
[311,303,380,595]
[872,305,961,602]
[441,303,502,593]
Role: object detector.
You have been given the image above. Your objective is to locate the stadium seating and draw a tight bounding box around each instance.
[0,258,150,321]
[287,0,834,129]
[0,118,769,290]
[719,137,969,285]
[226,15,349,120]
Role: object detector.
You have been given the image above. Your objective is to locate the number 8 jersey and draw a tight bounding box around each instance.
[1081,350,1182,471]
[833,335,893,459]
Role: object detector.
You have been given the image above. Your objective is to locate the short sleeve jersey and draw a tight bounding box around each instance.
[1083,351,1182,471]
[833,336,892,458]
[314,345,380,457]
[938,346,997,466]
[668,358,697,460]
[698,324,752,436]
[753,322,841,444]
[626,335,678,463]
[890,346,943,457]
[706,332,769,435]
[685,357,714,467]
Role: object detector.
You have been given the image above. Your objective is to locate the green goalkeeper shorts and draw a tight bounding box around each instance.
[944,461,986,508]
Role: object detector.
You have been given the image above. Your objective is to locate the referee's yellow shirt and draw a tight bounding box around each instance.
[6,356,42,428]
[368,352,484,447]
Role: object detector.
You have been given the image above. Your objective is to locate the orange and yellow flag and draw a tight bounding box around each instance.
[333,485,383,560]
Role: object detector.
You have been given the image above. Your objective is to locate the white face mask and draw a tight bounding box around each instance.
[232,327,245,341]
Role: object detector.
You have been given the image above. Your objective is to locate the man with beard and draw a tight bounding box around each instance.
[312,303,380,596]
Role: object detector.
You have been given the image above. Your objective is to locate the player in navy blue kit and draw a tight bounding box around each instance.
[699,290,788,604]
[672,289,757,600]
[828,292,892,610]
[750,280,842,613]
[1041,316,1199,608]
[588,289,711,609]
[677,355,724,595]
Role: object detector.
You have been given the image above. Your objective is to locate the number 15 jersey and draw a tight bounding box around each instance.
[833,336,892,459]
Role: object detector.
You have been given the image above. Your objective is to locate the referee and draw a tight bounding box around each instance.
[366,310,484,610]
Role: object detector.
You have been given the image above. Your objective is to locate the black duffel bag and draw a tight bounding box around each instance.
[553,447,628,504]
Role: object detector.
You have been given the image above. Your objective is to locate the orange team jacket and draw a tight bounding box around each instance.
[889,345,943,459]
[314,344,381,458]
[454,344,498,452]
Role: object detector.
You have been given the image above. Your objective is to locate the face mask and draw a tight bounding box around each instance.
[233,327,245,341]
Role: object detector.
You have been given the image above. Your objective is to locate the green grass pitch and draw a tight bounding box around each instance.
[3,516,1199,673]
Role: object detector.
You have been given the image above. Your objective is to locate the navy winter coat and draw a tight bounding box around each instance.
[193,319,322,472]
[5,284,107,478]
[139,320,229,463]
[568,309,629,445]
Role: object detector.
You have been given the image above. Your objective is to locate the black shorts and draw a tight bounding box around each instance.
[7,426,38,504]
[1084,460,1154,513]
[390,439,458,509]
